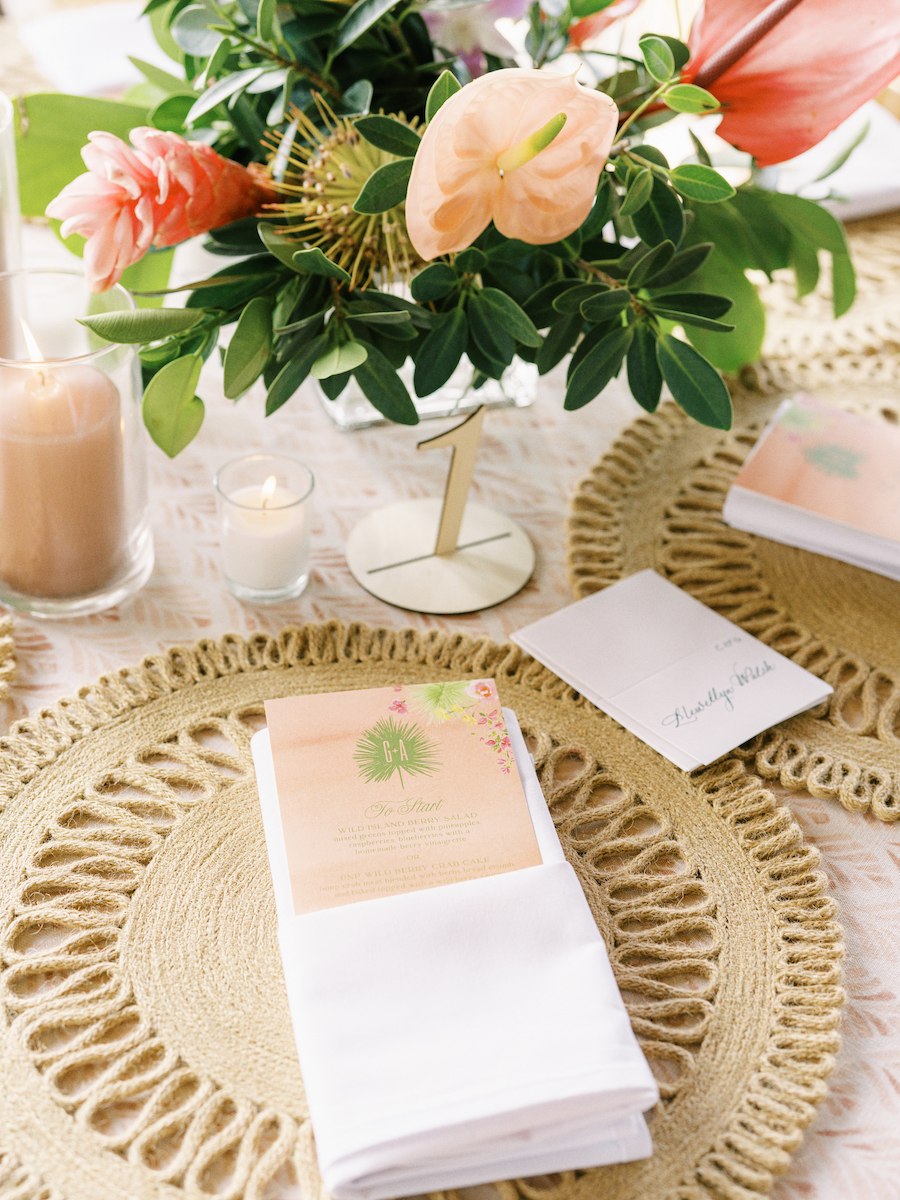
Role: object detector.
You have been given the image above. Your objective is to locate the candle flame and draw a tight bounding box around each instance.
[20,320,44,363]
[260,475,277,509]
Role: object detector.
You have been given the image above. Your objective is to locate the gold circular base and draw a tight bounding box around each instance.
[345,499,535,615]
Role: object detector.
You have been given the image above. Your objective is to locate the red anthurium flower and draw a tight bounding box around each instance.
[688,0,900,167]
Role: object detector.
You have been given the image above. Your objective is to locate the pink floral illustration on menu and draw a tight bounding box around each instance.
[385,678,516,775]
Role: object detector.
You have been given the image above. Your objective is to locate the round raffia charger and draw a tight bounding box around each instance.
[567,379,900,822]
[0,625,842,1200]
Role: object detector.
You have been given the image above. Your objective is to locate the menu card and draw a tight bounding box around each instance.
[511,570,833,771]
[722,394,900,581]
[264,680,542,914]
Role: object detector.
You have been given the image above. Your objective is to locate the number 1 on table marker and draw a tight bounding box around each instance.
[418,406,486,556]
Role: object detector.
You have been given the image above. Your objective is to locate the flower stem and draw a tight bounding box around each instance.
[615,79,669,139]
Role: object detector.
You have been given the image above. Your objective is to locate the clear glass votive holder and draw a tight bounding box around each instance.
[214,453,315,604]
[0,93,23,361]
[0,270,154,618]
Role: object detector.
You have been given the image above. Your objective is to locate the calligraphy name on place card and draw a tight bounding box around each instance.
[264,681,542,913]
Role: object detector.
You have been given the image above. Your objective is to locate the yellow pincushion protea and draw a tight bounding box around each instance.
[270,100,423,289]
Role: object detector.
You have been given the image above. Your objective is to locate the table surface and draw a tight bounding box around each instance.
[5,210,900,1200]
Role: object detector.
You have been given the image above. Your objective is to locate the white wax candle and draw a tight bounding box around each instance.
[221,481,310,591]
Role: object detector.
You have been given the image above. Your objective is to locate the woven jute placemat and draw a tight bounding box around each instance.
[0,625,842,1200]
[568,377,900,822]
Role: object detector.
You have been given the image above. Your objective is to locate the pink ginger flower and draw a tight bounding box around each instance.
[46,128,277,292]
[406,69,618,260]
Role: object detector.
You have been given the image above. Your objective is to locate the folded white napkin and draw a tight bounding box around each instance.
[251,709,658,1200]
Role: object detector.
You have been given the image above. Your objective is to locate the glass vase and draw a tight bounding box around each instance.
[318,354,538,432]
[0,270,154,617]
[0,93,22,360]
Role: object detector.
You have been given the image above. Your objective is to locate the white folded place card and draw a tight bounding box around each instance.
[511,570,833,771]
[251,706,659,1200]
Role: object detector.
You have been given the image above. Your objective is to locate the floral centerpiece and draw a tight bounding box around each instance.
[24,0,900,455]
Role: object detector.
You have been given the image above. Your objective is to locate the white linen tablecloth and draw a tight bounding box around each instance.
[3,223,899,1200]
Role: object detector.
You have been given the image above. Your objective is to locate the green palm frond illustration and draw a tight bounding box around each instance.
[406,681,473,723]
[353,717,441,787]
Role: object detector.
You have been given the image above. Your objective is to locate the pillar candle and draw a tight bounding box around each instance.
[0,362,126,597]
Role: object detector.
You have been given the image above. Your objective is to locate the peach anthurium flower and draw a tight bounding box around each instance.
[46,129,277,292]
[405,69,618,261]
[687,0,900,167]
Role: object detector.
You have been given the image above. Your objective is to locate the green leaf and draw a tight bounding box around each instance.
[186,67,266,123]
[581,172,616,240]
[564,326,633,411]
[257,0,277,40]
[320,370,352,400]
[652,310,734,333]
[353,158,413,214]
[669,164,735,203]
[765,192,849,255]
[426,70,462,123]
[619,168,654,218]
[266,333,329,414]
[150,93,197,133]
[353,343,419,424]
[525,280,579,328]
[536,313,583,375]
[414,309,467,396]
[789,235,820,298]
[813,119,869,182]
[629,144,670,170]
[455,247,488,274]
[128,56,195,95]
[689,128,713,167]
[334,0,403,54]
[671,243,765,372]
[468,295,515,366]
[410,263,458,302]
[15,94,149,217]
[142,354,205,456]
[569,0,618,16]
[656,333,732,429]
[334,79,373,117]
[171,5,221,55]
[553,283,610,314]
[258,223,306,271]
[202,37,232,84]
[832,253,855,318]
[650,292,733,320]
[631,177,684,247]
[478,288,542,348]
[626,322,662,412]
[185,256,274,309]
[354,115,421,157]
[78,307,204,343]
[663,84,720,113]
[644,242,712,289]
[223,296,273,398]
[660,35,690,72]
[627,240,675,288]
[311,340,369,379]
[149,0,186,64]
[346,309,412,327]
[580,290,632,321]
[639,35,675,83]
[292,248,351,282]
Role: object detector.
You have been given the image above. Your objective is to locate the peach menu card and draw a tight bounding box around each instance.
[264,681,542,914]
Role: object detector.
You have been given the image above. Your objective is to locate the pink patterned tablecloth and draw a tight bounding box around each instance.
[9,228,900,1200]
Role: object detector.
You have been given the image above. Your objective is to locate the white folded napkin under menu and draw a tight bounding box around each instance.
[512,570,833,771]
[251,683,659,1200]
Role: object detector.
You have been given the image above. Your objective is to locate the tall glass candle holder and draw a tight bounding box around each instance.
[214,454,314,604]
[0,270,154,618]
[0,94,22,360]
